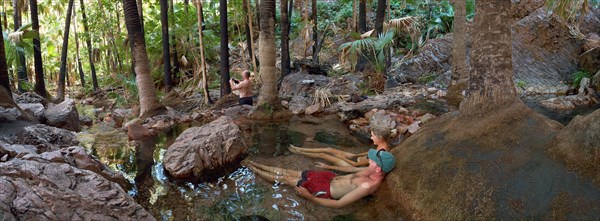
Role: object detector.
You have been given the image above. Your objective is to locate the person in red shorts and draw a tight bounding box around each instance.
[243,149,395,208]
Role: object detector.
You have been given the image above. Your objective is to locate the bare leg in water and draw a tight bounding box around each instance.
[243,160,302,185]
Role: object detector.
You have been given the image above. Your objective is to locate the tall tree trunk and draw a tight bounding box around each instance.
[255,0,260,31]
[447,0,468,108]
[194,0,212,104]
[73,9,85,88]
[352,0,357,32]
[80,0,98,91]
[356,0,367,71]
[136,0,144,34]
[57,0,75,101]
[244,0,258,72]
[30,0,46,98]
[0,21,11,94]
[311,0,318,63]
[170,0,179,80]
[219,0,231,96]
[123,0,165,118]
[460,1,517,116]
[243,0,253,69]
[257,0,279,106]
[13,0,27,92]
[279,0,291,83]
[160,0,172,90]
[375,0,387,74]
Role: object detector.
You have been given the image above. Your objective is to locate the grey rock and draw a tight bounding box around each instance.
[44,99,81,132]
[15,124,79,153]
[288,96,312,115]
[18,103,45,121]
[14,92,47,105]
[0,107,20,122]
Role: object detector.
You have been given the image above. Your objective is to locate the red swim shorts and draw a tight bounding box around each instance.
[296,170,337,199]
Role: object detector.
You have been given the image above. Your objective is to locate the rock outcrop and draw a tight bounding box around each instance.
[14,124,79,153]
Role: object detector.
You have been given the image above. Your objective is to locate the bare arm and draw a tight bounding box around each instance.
[295,185,372,208]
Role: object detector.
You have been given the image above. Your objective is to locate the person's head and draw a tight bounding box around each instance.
[242,70,250,79]
[369,111,394,143]
[367,149,396,173]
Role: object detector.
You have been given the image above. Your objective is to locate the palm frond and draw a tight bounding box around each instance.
[386,16,420,34]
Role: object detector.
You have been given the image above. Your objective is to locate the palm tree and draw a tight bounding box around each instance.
[170,0,180,77]
[1,21,11,95]
[30,0,46,98]
[356,0,367,71]
[80,0,99,91]
[160,0,172,90]
[13,0,27,92]
[73,9,85,88]
[280,0,291,82]
[256,0,279,107]
[56,0,75,101]
[460,0,517,115]
[123,0,165,118]
[311,0,318,63]
[219,0,231,97]
[447,0,468,107]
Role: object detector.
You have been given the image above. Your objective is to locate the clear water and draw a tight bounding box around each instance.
[84,115,371,221]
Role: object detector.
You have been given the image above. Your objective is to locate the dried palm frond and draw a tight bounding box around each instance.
[386,16,420,35]
[313,88,333,108]
[361,29,375,39]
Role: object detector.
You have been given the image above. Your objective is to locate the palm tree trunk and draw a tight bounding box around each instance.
[311,0,318,63]
[257,0,279,106]
[245,0,258,72]
[160,0,172,90]
[460,1,517,116]
[30,0,47,98]
[280,0,291,83]
[57,0,75,101]
[255,0,260,31]
[356,0,367,71]
[170,0,179,80]
[13,0,27,93]
[136,0,145,34]
[375,0,387,74]
[447,0,468,107]
[73,9,85,88]
[194,0,211,104]
[219,0,231,97]
[0,21,11,94]
[123,0,165,118]
[80,0,98,91]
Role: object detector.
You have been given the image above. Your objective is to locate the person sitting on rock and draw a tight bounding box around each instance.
[243,148,395,208]
[289,125,392,173]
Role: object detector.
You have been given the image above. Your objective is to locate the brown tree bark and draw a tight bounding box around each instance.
[460,1,517,116]
[447,0,468,108]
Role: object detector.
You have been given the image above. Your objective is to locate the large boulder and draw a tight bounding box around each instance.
[280,72,330,98]
[0,156,152,220]
[0,106,21,122]
[547,109,600,186]
[15,124,79,153]
[44,99,81,132]
[163,116,247,179]
[510,0,545,19]
[359,101,600,220]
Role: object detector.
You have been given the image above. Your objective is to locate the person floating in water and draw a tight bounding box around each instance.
[243,149,395,208]
[289,123,392,173]
[229,70,253,106]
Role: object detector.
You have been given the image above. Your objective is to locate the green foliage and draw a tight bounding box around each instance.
[339,31,394,73]
[516,80,528,88]
[418,73,436,84]
[572,70,592,88]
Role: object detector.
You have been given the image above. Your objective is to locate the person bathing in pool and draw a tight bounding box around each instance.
[289,124,392,173]
[243,149,395,208]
